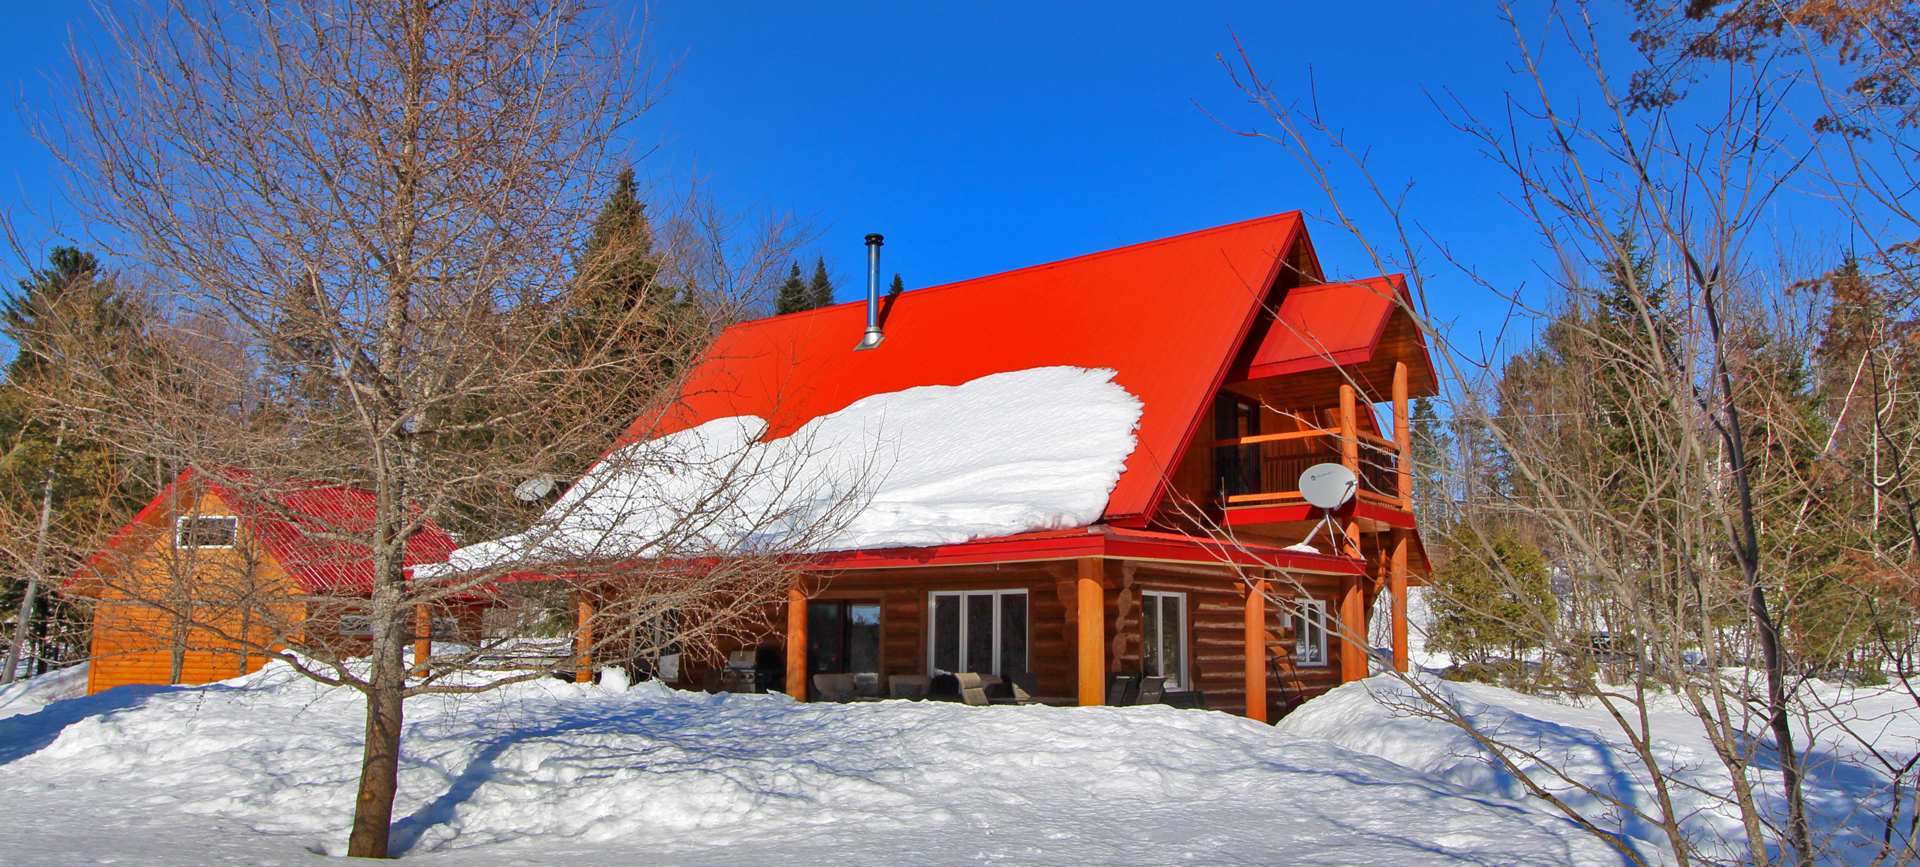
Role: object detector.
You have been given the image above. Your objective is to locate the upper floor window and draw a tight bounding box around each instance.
[175,516,238,549]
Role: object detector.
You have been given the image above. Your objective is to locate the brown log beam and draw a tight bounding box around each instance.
[1244,574,1268,723]
[413,604,430,677]
[786,581,808,700]
[574,595,594,684]
[1391,527,1410,674]
[1077,557,1105,706]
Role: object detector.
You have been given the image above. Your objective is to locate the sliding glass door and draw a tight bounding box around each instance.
[928,590,1027,677]
[807,601,881,697]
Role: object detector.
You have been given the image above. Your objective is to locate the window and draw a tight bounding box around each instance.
[340,615,373,637]
[928,590,1027,677]
[1142,591,1187,689]
[1294,599,1328,667]
[1212,394,1262,498]
[175,515,238,549]
[808,601,883,696]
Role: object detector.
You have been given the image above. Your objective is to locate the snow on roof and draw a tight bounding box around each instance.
[625,212,1308,525]
[441,366,1142,571]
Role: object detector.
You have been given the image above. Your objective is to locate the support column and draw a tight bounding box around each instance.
[1244,574,1268,723]
[574,595,595,684]
[786,582,808,700]
[413,605,430,677]
[1393,361,1412,511]
[1338,381,1363,551]
[1391,527,1410,673]
[1076,557,1105,706]
[1340,575,1367,683]
[1337,382,1367,683]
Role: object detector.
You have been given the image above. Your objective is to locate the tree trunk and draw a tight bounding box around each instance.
[3,434,60,684]
[347,590,408,858]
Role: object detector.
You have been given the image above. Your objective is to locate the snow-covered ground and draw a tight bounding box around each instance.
[0,661,1622,866]
[440,366,1144,571]
[0,662,86,720]
[1281,673,1920,865]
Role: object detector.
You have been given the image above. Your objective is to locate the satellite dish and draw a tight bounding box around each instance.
[513,475,556,502]
[1298,463,1357,509]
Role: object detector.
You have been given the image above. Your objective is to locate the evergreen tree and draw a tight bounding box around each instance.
[889,273,904,297]
[808,258,833,309]
[1427,530,1556,680]
[775,263,810,315]
[0,247,150,679]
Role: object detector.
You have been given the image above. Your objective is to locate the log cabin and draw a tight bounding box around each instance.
[562,211,1438,721]
[67,468,459,695]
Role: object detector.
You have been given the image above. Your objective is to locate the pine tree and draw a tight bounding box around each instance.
[888,273,904,297]
[775,263,809,315]
[0,247,149,680]
[808,259,834,309]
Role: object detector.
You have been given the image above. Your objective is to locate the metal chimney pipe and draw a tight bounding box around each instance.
[857,233,885,350]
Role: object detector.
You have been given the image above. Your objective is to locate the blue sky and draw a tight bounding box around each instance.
[0,2,1649,355]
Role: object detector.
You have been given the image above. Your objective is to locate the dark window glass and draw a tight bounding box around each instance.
[176,516,238,548]
[999,593,1027,675]
[933,595,960,672]
[966,594,995,673]
[1164,595,1184,689]
[1143,594,1162,677]
[847,604,881,675]
[807,602,843,675]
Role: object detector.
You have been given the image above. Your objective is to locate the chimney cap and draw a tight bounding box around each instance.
[864,233,884,246]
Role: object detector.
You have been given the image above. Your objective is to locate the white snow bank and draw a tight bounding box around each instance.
[0,663,86,720]
[441,366,1143,570]
[0,661,1622,866]
[1279,674,1920,865]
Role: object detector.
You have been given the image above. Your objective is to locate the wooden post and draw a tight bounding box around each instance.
[1394,361,1412,511]
[574,595,595,684]
[786,582,808,700]
[1337,381,1368,683]
[1244,575,1268,723]
[1391,527,1410,673]
[412,605,430,677]
[1077,557,1105,706]
[1340,575,1367,683]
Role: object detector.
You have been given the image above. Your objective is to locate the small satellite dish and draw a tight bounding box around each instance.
[1298,463,1357,509]
[513,475,556,502]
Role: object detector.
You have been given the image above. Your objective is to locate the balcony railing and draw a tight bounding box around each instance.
[1210,427,1407,509]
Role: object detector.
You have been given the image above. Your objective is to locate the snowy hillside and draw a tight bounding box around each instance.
[1282,675,1920,865]
[440,366,1145,572]
[0,662,1621,866]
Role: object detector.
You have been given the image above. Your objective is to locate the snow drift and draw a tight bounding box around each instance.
[0,661,1623,866]
[1280,674,1920,865]
[442,366,1144,570]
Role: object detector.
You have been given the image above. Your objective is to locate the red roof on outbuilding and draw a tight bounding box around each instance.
[77,467,457,594]
[629,212,1311,524]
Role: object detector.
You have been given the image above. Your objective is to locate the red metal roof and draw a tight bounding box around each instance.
[808,524,1364,575]
[1244,274,1420,380]
[628,212,1309,524]
[76,468,457,594]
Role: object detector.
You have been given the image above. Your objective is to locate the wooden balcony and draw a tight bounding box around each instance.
[1209,426,1408,511]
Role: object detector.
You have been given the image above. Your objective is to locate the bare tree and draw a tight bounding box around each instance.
[1195,3,1920,865]
[23,0,832,858]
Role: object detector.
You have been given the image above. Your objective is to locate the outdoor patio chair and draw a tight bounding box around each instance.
[991,668,1042,705]
[1105,672,1141,706]
[1162,690,1207,710]
[889,675,929,700]
[1135,675,1167,706]
[926,673,961,701]
[812,673,857,703]
[955,672,991,706]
